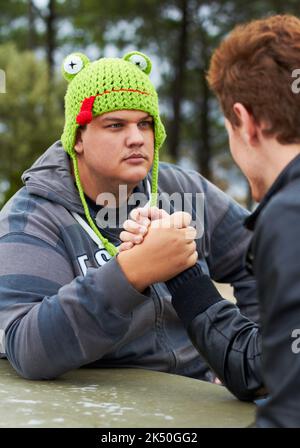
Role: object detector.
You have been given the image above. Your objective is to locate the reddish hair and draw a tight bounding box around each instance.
[207,15,300,144]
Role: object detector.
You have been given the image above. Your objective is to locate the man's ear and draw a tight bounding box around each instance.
[74,127,85,154]
[233,103,259,146]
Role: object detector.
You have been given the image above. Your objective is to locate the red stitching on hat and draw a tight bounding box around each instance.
[102,88,150,96]
[76,96,96,125]
[76,88,150,126]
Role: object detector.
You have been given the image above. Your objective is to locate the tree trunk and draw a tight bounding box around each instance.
[46,0,56,79]
[27,0,35,50]
[195,15,212,180]
[197,69,212,180]
[167,0,190,162]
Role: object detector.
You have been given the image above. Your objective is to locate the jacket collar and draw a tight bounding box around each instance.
[244,153,300,231]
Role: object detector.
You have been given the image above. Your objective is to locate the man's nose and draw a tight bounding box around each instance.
[125,124,144,147]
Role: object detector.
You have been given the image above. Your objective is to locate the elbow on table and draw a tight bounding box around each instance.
[5,351,63,381]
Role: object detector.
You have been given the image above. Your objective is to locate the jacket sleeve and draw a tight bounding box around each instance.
[188,301,263,401]
[167,266,264,401]
[253,196,300,427]
[0,232,148,380]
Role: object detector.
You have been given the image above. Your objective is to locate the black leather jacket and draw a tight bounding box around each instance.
[170,154,300,427]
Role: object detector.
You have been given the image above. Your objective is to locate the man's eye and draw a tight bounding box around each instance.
[108,123,123,128]
[139,121,153,128]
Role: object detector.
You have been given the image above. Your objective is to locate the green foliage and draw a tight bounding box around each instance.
[2,0,300,204]
[0,43,65,206]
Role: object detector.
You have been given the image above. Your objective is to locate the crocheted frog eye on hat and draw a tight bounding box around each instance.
[62,53,90,80]
[60,51,166,257]
[123,51,152,75]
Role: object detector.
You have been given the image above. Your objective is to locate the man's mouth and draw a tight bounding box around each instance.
[122,154,148,165]
[123,153,147,161]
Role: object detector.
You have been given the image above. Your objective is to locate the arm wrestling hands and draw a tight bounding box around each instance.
[117,207,198,292]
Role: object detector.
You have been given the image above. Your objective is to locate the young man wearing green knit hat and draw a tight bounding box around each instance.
[0,50,259,399]
[61,51,165,256]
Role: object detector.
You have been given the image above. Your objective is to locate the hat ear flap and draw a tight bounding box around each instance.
[62,53,90,82]
[123,51,152,75]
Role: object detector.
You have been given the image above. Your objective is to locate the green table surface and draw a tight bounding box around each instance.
[0,360,255,428]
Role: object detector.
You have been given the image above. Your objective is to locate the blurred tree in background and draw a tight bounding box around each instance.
[0,42,64,203]
[1,0,300,208]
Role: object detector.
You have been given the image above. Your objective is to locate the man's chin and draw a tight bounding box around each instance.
[121,166,150,185]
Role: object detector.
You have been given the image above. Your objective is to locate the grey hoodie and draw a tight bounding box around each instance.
[0,141,258,386]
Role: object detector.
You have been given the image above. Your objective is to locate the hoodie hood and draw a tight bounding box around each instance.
[22,141,89,214]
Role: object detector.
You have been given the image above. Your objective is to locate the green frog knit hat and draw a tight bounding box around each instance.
[61,51,166,257]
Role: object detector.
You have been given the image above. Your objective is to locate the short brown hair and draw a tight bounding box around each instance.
[207,15,300,144]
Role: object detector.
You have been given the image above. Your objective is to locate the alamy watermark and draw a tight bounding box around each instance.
[95,185,205,239]
[291,69,300,94]
[291,329,300,354]
[0,69,6,93]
